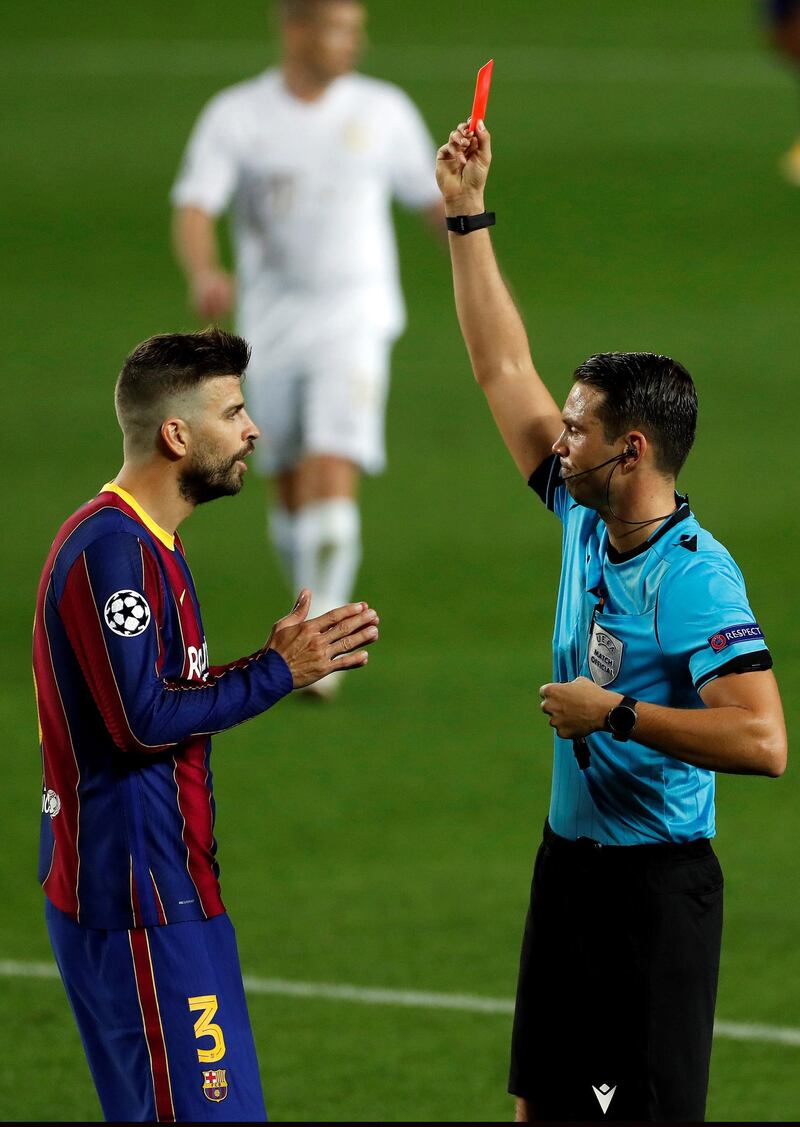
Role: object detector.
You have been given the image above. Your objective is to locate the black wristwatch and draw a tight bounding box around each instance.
[606,696,638,741]
[445,211,496,235]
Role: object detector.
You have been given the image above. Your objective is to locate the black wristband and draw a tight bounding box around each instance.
[446,211,496,235]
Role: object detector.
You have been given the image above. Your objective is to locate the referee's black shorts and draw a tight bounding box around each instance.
[509,820,723,1122]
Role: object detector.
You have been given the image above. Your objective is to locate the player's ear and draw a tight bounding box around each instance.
[160,417,189,460]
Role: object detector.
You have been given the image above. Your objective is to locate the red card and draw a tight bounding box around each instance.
[468,59,494,133]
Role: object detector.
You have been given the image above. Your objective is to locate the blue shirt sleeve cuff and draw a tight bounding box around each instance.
[263,647,295,698]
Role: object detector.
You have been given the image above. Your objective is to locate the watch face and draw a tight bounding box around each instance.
[610,704,637,736]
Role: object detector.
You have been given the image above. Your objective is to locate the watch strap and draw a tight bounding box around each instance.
[606,695,639,740]
[446,211,496,235]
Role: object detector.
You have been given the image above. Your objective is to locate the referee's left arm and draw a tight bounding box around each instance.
[540,670,786,776]
[617,548,786,775]
[628,670,786,776]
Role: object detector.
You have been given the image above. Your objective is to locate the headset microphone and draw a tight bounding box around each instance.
[561,442,681,530]
[560,447,634,482]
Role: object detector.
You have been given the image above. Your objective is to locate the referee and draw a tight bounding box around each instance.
[435,121,788,1121]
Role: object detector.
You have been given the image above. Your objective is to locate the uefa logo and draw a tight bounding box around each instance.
[103,590,151,638]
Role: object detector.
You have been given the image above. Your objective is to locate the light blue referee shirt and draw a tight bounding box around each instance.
[530,455,773,845]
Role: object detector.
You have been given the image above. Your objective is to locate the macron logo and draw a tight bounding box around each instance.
[592,1083,617,1115]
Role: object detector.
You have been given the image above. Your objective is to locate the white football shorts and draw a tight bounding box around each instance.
[245,334,393,476]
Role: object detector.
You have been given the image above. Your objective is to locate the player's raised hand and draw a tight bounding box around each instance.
[435,120,492,207]
[266,590,379,688]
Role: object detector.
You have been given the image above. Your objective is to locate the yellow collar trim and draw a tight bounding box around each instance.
[101,482,175,551]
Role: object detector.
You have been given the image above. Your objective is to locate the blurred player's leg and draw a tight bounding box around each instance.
[246,362,303,585]
[292,461,362,617]
[268,501,297,581]
[249,334,390,698]
[296,336,389,696]
[288,457,361,699]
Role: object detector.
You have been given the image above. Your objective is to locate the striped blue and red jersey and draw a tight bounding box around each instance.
[33,482,293,930]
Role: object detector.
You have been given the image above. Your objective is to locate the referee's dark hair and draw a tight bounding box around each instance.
[115,327,251,454]
[574,352,698,478]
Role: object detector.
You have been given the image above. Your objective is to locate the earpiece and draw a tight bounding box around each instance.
[560,440,678,530]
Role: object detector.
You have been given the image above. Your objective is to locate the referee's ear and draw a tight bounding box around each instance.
[621,434,645,467]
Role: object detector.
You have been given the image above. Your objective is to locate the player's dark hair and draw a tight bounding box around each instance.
[115,328,251,451]
[573,352,697,478]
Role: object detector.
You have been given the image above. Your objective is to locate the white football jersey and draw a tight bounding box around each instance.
[172,69,439,352]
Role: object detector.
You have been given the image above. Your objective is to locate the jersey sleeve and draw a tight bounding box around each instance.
[528,454,571,521]
[171,93,242,216]
[386,89,440,210]
[656,554,773,692]
[57,532,293,753]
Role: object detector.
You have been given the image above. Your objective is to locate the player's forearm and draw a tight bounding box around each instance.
[172,205,221,282]
[633,700,786,777]
[62,587,292,753]
[445,193,536,384]
[148,649,294,743]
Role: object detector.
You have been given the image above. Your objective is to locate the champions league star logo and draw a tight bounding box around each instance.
[202,1069,229,1102]
[103,590,151,637]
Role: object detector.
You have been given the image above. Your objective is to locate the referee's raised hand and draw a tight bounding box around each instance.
[266,589,379,688]
[436,119,492,206]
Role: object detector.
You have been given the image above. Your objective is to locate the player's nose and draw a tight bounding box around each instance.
[243,412,260,442]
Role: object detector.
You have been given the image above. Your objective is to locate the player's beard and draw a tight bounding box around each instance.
[179,441,252,506]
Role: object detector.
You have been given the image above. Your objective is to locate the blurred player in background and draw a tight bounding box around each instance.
[764,0,800,181]
[436,121,787,1121]
[172,0,443,696]
[34,328,379,1121]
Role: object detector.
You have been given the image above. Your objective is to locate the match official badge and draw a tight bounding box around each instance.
[103,590,151,638]
[592,1083,617,1114]
[202,1069,229,1103]
[588,621,624,687]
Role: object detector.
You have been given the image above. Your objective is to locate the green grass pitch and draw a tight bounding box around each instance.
[2,1,798,1120]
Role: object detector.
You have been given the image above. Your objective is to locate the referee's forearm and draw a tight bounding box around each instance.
[445,195,533,383]
[633,701,786,777]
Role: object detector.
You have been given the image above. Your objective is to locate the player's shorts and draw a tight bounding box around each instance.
[508,820,723,1122]
[46,900,267,1123]
[246,334,392,476]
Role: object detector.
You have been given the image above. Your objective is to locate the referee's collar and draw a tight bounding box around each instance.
[605,495,690,564]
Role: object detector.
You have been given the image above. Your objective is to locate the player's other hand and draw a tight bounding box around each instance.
[266,589,379,689]
[190,268,235,321]
[435,120,491,212]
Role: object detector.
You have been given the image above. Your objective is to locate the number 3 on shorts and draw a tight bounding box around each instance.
[188,994,227,1063]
